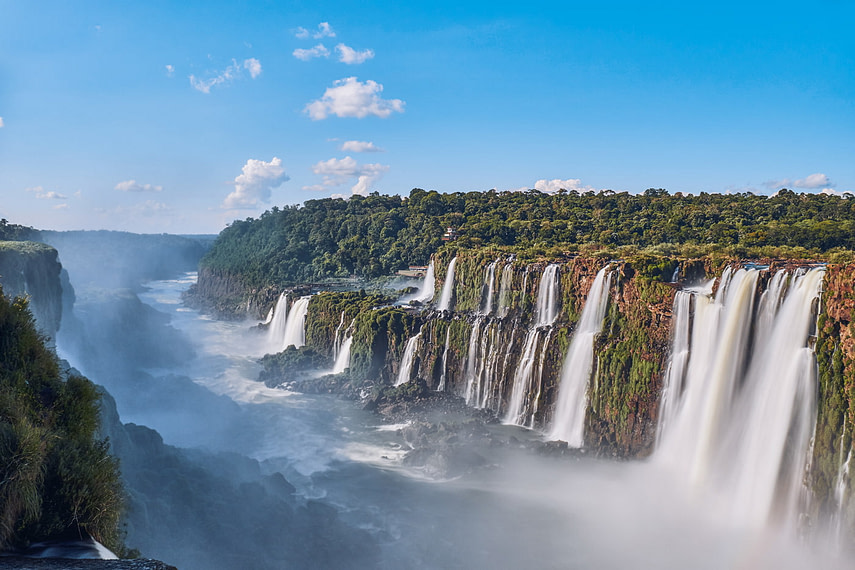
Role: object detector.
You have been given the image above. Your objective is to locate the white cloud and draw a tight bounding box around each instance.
[764,173,834,191]
[296,22,336,39]
[340,140,383,153]
[305,156,389,196]
[293,44,330,61]
[97,200,172,218]
[0,117,4,128]
[820,188,853,197]
[534,178,597,194]
[244,58,262,78]
[115,179,163,193]
[189,58,262,93]
[165,64,175,77]
[336,43,374,65]
[53,203,69,211]
[222,157,289,209]
[26,186,67,200]
[305,77,404,120]
[795,173,831,189]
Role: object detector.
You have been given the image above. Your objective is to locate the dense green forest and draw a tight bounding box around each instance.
[201,188,855,287]
[0,288,125,553]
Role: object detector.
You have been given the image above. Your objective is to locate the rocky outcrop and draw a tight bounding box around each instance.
[0,241,63,338]
[185,266,281,320]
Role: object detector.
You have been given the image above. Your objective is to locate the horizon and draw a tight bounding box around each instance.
[2,1,853,234]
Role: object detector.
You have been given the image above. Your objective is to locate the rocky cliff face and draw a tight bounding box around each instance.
[0,241,63,338]
[186,266,282,320]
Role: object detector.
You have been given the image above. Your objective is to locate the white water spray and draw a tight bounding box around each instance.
[411,260,436,305]
[480,260,498,315]
[266,293,289,352]
[549,266,613,446]
[281,295,310,350]
[437,257,457,312]
[395,328,423,386]
[656,266,825,530]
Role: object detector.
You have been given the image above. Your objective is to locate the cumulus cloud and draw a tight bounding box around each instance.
[189,58,262,93]
[295,22,335,39]
[336,43,374,64]
[26,186,67,200]
[115,179,163,193]
[340,140,383,153]
[244,58,262,78]
[0,117,4,128]
[534,178,598,194]
[293,44,330,61]
[305,77,404,120]
[764,172,834,191]
[165,64,175,77]
[305,156,389,196]
[222,157,289,209]
[53,203,69,211]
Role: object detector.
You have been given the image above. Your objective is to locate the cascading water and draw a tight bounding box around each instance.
[333,317,355,374]
[655,266,825,530]
[395,328,423,386]
[437,327,451,392]
[333,311,347,358]
[497,261,514,318]
[503,264,561,426]
[480,260,498,315]
[266,292,289,352]
[333,334,353,374]
[549,266,613,446]
[411,260,436,305]
[281,295,310,350]
[437,257,457,312]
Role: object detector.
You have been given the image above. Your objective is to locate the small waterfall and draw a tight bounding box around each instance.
[497,262,514,318]
[411,260,436,304]
[266,293,289,351]
[333,317,355,374]
[395,328,423,386]
[502,265,562,426]
[535,264,560,326]
[437,327,451,392]
[281,295,310,350]
[262,307,274,325]
[437,257,457,312]
[333,311,347,358]
[835,448,852,540]
[655,266,825,529]
[549,266,613,446]
[333,334,353,374]
[480,260,498,315]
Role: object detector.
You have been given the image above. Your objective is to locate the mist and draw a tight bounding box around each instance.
[45,232,854,569]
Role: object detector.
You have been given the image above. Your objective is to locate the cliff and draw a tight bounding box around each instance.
[0,241,63,338]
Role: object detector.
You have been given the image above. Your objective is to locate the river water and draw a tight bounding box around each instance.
[125,272,849,570]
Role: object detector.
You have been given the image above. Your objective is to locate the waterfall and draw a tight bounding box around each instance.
[266,293,289,351]
[549,266,613,446]
[281,295,310,350]
[333,311,346,358]
[262,307,274,325]
[502,265,562,426]
[437,327,451,392]
[655,266,825,529]
[437,257,457,312]
[333,334,353,374]
[480,260,498,315]
[463,317,492,406]
[535,264,559,326]
[411,260,436,304]
[333,317,355,374]
[395,328,423,386]
[497,262,514,318]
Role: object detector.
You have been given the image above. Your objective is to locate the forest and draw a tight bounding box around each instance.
[200,188,855,288]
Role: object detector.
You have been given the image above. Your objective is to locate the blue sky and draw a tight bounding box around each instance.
[1,1,853,233]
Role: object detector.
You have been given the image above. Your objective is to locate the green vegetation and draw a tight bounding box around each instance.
[201,188,855,289]
[0,288,124,553]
